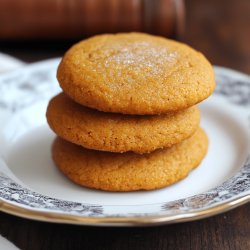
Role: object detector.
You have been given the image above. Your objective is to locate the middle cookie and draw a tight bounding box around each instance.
[46,93,200,154]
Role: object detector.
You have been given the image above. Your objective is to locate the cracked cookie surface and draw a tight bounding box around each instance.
[46,93,200,153]
[52,128,208,191]
[57,32,215,114]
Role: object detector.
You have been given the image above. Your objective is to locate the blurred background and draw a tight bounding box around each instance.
[0,0,249,73]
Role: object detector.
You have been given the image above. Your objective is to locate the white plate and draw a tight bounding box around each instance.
[0,59,250,226]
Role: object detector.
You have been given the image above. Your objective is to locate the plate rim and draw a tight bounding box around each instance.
[1,193,249,226]
[0,58,250,226]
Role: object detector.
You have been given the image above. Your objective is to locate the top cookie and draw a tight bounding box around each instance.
[57,32,215,115]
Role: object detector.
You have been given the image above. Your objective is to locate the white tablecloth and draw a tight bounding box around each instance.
[0,52,25,250]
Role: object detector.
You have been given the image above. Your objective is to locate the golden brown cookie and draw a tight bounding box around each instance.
[52,128,208,191]
[57,32,215,115]
[46,93,200,154]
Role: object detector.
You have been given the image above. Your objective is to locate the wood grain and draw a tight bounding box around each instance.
[0,0,250,249]
[0,0,182,38]
[0,203,250,250]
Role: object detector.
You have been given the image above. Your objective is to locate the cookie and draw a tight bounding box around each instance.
[57,32,215,115]
[46,93,200,154]
[52,128,208,191]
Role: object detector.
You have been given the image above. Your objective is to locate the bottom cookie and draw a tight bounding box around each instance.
[52,128,208,192]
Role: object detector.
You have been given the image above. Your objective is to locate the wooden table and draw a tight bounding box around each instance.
[0,0,250,249]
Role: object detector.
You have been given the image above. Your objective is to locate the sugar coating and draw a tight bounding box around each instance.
[46,93,200,154]
[57,32,215,115]
[52,128,208,191]
[102,41,178,77]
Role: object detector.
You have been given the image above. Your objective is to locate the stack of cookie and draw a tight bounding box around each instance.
[46,33,215,192]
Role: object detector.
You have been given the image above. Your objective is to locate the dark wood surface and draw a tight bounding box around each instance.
[0,0,250,249]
